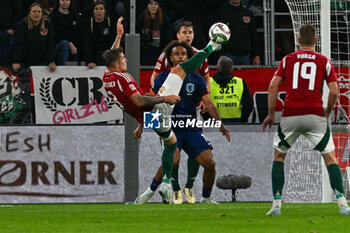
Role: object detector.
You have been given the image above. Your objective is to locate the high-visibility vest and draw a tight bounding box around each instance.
[210,76,243,119]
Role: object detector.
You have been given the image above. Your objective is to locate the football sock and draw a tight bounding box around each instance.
[179,45,213,74]
[185,157,200,189]
[327,164,345,195]
[162,143,176,183]
[202,186,212,198]
[272,199,282,208]
[271,161,284,199]
[150,177,161,192]
[171,164,181,191]
[337,196,348,207]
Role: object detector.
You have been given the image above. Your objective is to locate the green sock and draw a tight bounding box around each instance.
[161,143,176,183]
[179,45,213,74]
[185,157,200,189]
[327,164,345,195]
[171,164,180,191]
[272,161,284,199]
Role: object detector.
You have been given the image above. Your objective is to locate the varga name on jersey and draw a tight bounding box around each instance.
[297,54,316,60]
[104,81,116,88]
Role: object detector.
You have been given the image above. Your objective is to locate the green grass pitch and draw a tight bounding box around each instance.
[0,202,350,233]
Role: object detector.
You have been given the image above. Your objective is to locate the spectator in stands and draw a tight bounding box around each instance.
[210,56,253,123]
[12,3,56,72]
[36,0,55,17]
[49,0,80,65]
[136,0,173,66]
[81,0,118,68]
[0,0,21,66]
[150,21,210,91]
[146,0,180,23]
[21,0,55,19]
[215,0,261,65]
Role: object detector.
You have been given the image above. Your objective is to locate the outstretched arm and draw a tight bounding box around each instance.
[130,92,180,107]
[202,95,231,142]
[112,17,124,49]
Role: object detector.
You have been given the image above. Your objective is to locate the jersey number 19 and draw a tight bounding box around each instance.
[292,61,317,90]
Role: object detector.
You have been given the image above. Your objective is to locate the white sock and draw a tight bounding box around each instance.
[338,196,348,207]
[157,73,183,96]
[147,187,155,193]
[272,199,282,208]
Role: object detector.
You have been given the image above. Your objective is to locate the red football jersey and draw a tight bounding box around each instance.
[275,49,337,117]
[103,69,152,123]
[153,46,209,76]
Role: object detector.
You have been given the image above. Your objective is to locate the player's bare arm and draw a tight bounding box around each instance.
[325,81,339,119]
[133,123,143,139]
[253,55,261,65]
[262,75,283,132]
[198,73,211,113]
[130,92,180,107]
[112,16,124,49]
[203,73,210,91]
[150,71,159,88]
[202,94,231,142]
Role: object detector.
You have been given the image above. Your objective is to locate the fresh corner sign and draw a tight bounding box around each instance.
[0,126,124,203]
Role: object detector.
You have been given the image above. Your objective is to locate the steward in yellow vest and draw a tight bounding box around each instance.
[210,56,253,123]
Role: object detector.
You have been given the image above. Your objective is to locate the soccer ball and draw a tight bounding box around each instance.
[209,22,231,44]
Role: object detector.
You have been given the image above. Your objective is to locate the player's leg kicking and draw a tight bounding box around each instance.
[156,40,221,98]
[135,38,222,204]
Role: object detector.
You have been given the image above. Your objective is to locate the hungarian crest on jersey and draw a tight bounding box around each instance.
[40,28,48,36]
[243,16,251,23]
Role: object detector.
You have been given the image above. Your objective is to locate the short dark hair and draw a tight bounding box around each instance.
[298,24,316,46]
[217,56,233,73]
[175,21,193,33]
[93,0,107,10]
[103,48,124,68]
[164,41,193,67]
[53,0,77,14]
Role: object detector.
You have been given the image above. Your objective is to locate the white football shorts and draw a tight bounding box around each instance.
[274,114,335,154]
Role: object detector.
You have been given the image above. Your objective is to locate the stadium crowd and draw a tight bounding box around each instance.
[0,0,269,69]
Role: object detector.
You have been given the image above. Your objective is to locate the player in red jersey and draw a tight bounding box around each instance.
[103,18,223,203]
[150,21,210,89]
[262,24,350,216]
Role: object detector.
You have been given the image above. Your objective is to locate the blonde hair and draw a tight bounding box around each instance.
[26,3,46,30]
